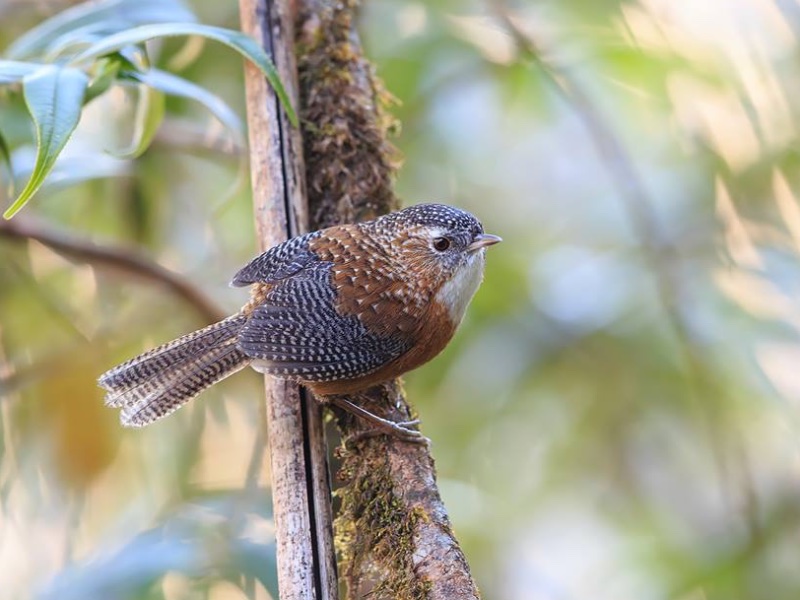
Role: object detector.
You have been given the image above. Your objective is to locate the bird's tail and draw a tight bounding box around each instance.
[98,314,250,427]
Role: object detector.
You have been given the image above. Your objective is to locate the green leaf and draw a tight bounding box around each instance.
[0,129,13,199]
[0,60,42,85]
[124,69,246,208]
[3,66,89,219]
[7,0,195,60]
[85,48,149,104]
[84,57,123,104]
[111,84,165,159]
[128,68,243,145]
[39,25,113,63]
[72,23,298,126]
[11,146,131,191]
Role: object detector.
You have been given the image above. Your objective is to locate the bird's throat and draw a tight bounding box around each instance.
[434,253,485,326]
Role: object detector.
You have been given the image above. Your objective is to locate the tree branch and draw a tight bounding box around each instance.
[0,216,225,323]
[238,0,338,598]
[294,1,481,597]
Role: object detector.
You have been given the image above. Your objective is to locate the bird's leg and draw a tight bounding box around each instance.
[326,394,428,444]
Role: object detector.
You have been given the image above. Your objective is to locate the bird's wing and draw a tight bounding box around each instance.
[237,266,412,382]
[230,231,322,286]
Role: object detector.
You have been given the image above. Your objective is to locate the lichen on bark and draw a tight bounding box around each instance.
[335,413,432,597]
[295,0,400,229]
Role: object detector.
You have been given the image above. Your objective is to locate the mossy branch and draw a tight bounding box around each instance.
[238,0,337,597]
[294,1,481,597]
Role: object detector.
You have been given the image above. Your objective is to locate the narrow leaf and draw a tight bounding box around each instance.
[3,66,88,219]
[11,146,131,190]
[128,69,243,144]
[7,0,195,60]
[0,129,13,199]
[125,69,246,207]
[40,24,111,62]
[72,23,298,126]
[111,84,165,159]
[0,60,42,84]
[84,57,122,104]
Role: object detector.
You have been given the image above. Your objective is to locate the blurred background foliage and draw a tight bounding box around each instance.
[2,0,800,598]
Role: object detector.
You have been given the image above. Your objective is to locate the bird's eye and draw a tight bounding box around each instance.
[432,237,451,252]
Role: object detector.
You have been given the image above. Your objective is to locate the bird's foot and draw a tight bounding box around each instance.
[328,396,429,445]
[348,418,429,445]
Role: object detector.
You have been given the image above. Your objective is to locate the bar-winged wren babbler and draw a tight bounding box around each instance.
[99,204,501,441]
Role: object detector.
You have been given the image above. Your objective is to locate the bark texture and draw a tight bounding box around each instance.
[239,0,337,598]
[293,1,482,598]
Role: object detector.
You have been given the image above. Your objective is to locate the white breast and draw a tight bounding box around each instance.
[434,251,486,325]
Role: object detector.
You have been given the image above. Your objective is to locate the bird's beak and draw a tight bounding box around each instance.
[467,233,502,253]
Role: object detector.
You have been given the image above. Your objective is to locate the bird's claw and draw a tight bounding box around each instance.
[328,395,428,445]
[347,420,430,445]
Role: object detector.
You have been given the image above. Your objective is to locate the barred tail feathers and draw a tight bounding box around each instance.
[99,315,250,427]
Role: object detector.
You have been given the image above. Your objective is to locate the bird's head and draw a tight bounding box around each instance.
[376,203,501,323]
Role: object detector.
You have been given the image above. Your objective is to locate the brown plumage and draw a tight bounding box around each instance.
[99,204,500,438]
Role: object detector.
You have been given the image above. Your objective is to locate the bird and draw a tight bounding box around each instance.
[98,203,501,440]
